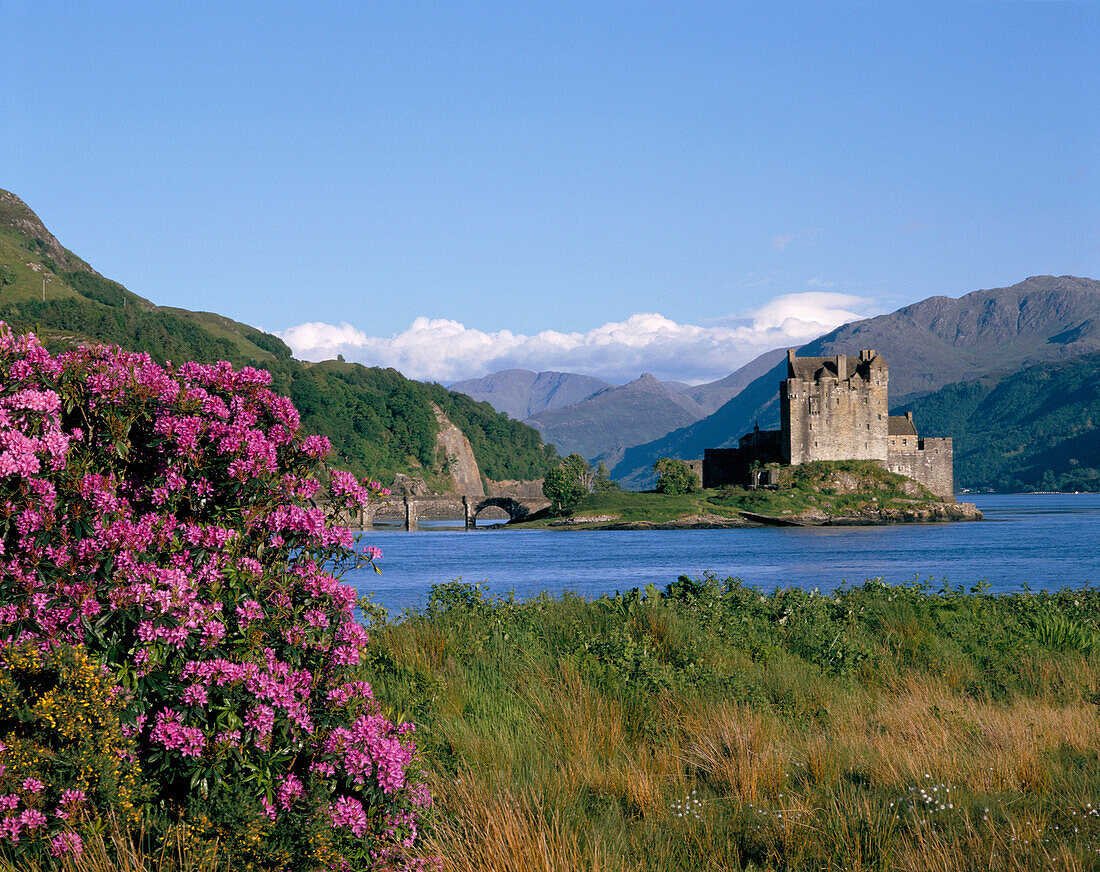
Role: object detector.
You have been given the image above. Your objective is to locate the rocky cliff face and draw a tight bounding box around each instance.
[430,403,485,496]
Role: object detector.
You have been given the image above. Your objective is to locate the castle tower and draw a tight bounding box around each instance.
[781,348,889,464]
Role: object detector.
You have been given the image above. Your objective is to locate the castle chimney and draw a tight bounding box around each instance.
[836,353,846,380]
[905,411,913,422]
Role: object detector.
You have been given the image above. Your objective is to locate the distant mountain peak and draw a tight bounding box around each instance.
[450,369,610,420]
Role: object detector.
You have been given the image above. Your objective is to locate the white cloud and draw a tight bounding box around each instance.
[772,227,821,251]
[277,292,879,385]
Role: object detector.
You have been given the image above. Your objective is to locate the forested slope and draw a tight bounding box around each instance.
[0,188,557,487]
[898,352,1100,493]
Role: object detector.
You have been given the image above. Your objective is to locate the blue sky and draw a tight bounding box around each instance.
[3,1,1098,383]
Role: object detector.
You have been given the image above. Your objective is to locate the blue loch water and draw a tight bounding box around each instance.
[347,494,1100,613]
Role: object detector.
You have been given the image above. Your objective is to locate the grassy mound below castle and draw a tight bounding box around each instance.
[515,461,981,529]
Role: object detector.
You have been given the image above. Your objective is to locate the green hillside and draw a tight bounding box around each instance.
[0,188,557,488]
[898,352,1100,492]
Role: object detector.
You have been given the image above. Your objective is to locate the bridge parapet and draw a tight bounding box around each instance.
[333,494,551,530]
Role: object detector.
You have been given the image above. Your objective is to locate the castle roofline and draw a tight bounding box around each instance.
[888,413,918,436]
[786,348,883,382]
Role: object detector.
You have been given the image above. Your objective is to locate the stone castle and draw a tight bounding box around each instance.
[700,349,954,499]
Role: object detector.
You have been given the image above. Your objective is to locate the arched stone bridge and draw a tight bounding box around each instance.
[341,494,551,530]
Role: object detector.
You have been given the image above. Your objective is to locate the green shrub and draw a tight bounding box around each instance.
[0,642,144,862]
[654,458,699,494]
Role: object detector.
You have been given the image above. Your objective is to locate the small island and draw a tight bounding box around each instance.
[515,459,982,529]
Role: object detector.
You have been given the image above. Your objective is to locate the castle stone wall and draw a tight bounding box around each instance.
[703,448,746,489]
[782,351,889,464]
[883,437,954,500]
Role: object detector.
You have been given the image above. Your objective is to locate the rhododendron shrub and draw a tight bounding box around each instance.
[0,326,429,869]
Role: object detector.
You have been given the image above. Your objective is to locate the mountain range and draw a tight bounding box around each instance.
[608,275,1100,487]
[4,186,1097,494]
[527,373,706,463]
[449,369,611,420]
[449,347,790,460]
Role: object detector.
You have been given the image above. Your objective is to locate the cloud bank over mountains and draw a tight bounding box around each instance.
[278,292,877,385]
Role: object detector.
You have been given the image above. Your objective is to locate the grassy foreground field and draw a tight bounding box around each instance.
[368,578,1100,872]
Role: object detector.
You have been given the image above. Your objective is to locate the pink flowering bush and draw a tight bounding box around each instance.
[0,325,428,869]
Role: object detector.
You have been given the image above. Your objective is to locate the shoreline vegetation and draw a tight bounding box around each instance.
[370,577,1100,872]
[512,461,983,530]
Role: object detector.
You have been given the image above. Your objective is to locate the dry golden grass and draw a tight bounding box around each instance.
[0,817,227,872]
[815,678,1100,792]
[890,813,1093,872]
[681,704,789,801]
[367,584,1100,872]
[518,660,684,816]
[525,662,620,768]
[426,773,623,872]
[429,670,1100,871]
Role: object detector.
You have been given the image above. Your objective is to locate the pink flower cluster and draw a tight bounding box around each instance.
[0,326,426,866]
[331,470,391,509]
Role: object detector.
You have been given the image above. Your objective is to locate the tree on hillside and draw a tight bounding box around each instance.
[654,457,700,494]
[594,460,619,492]
[543,453,596,514]
[562,453,596,491]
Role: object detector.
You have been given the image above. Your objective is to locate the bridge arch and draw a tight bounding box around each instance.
[473,497,531,523]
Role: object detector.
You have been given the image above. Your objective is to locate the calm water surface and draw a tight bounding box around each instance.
[349,494,1100,612]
